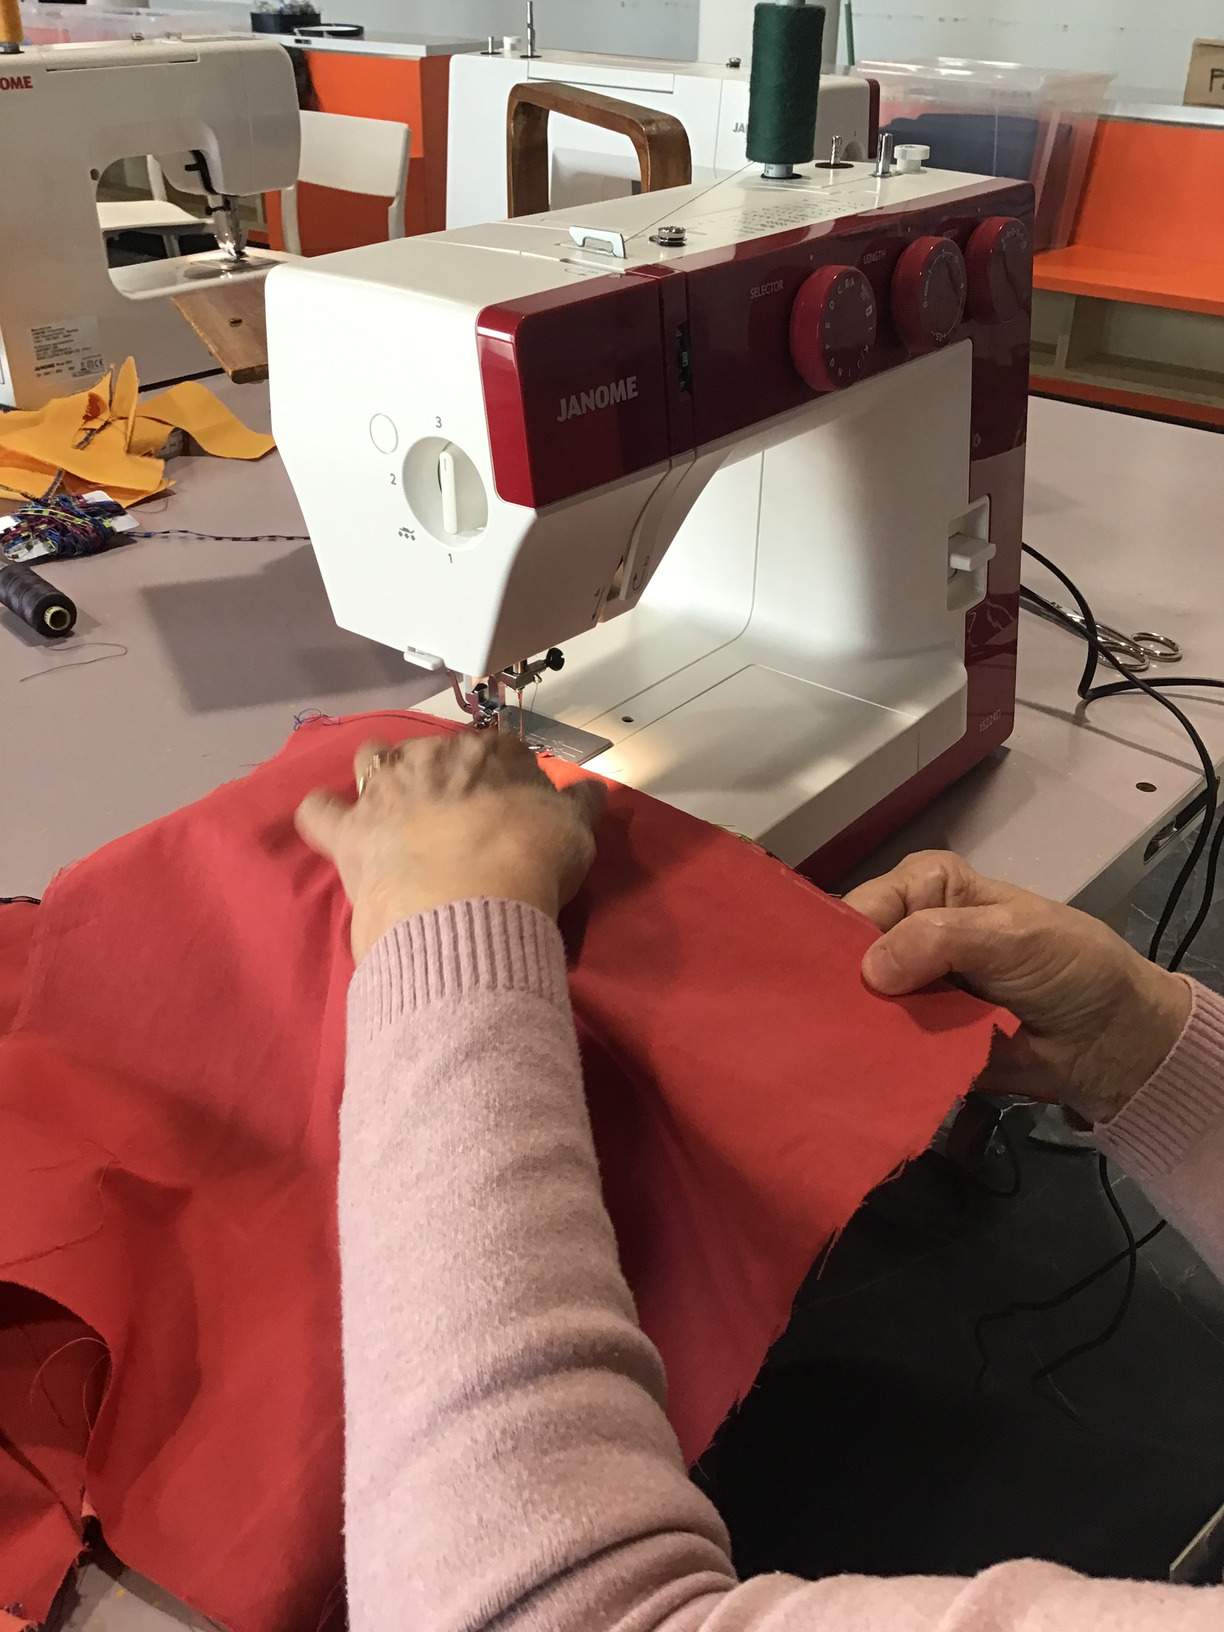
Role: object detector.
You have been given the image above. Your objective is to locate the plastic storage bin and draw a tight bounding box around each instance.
[18,3,241,44]
[860,58,1113,251]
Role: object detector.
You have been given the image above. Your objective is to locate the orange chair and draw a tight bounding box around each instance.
[265,47,452,255]
[1030,115,1224,427]
[279,109,411,255]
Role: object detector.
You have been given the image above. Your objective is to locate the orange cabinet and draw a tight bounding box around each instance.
[265,46,459,256]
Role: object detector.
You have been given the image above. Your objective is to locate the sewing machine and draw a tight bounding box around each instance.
[268,154,1032,874]
[0,36,299,409]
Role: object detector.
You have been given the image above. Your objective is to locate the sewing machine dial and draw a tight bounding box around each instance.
[889,235,967,353]
[401,437,489,548]
[965,216,1033,324]
[787,264,878,392]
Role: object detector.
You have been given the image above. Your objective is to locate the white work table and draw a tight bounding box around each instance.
[1,389,1221,1627]
[3,386,1222,917]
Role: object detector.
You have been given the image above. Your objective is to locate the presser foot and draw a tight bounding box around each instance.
[495,709,612,764]
[447,673,610,762]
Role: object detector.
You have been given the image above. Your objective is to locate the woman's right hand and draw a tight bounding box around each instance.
[295,731,602,965]
[844,852,1191,1124]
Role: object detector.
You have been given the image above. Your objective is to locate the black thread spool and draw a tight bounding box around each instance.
[746,1,826,179]
[0,563,77,638]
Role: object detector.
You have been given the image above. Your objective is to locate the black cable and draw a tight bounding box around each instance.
[972,1174,1166,1400]
[972,544,1224,1399]
[1018,594,1224,971]
[1021,543,1220,970]
[1170,813,1224,972]
[975,1208,1165,1355]
[1,895,40,906]
[1023,587,1223,968]
[1066,674,1224,701]
[1031,1158,1141,1387]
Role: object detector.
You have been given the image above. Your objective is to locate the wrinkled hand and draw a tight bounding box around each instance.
[844,851,1190,1124]
[296,732,602,964]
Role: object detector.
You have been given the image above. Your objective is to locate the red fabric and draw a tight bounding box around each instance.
[0,714,1009,1628]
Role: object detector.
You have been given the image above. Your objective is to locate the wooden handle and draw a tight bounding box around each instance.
[506,80,692,219]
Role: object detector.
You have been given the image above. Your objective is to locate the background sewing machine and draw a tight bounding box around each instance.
[269,152,1032,876]
[446,45,871,226]
[0,35,299,409]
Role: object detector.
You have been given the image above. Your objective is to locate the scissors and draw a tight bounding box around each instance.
[1027,599,1182,674]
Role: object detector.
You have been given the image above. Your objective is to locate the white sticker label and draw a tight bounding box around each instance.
[30,317,105,384]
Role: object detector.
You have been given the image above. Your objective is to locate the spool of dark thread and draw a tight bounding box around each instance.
[0,563,77,638]
[746,1,825,176]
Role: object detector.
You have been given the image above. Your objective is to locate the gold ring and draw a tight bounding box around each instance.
[356,748,397,798]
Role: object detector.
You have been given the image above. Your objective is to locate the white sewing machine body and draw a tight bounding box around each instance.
[269,161,1031,874]
[0,37,299,408]
[445,48,870,227]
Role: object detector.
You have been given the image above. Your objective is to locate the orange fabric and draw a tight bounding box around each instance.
[0,364,273,505]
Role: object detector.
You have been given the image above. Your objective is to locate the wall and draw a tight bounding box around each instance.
[190,0,826,65]
[188,0,701,58]
[698,0,839,66]
[177,0,1216,93]
[849,1,1220,99]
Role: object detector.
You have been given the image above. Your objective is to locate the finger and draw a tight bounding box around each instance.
[862,903,1023,998]
[402,734,451,789]
[488,728,547,786]
[842,875,916,934]
[563,777,606,832]
[352,739,394,789]
[845,851,1004,932]
[441,727,495,790]
[295,790,349,858]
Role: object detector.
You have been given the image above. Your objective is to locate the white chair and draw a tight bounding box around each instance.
[280,108,411,255]
[97,157,206,257]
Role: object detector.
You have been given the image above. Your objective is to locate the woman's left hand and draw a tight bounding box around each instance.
[296,731,602,963]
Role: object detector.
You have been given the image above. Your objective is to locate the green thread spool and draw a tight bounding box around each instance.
[746,1,825,177]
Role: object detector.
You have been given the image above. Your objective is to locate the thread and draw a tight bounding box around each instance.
[0,563,76,638]
[0,0,21,51]
[0,492,129,565]
[138,527,310,544]
[0,495,308,565]
[746,2,825,170]
[20,642,128,682]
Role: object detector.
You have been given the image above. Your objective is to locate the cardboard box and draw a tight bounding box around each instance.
[1184,38,1224,108]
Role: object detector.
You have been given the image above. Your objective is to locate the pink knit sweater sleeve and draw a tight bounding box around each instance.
[339,899,1224,1632]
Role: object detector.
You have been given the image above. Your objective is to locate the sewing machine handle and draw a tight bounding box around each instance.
[506,81,693,218]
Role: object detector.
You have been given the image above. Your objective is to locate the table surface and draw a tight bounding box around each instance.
[5,387,1220,1626]
[4,385,1222,916]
